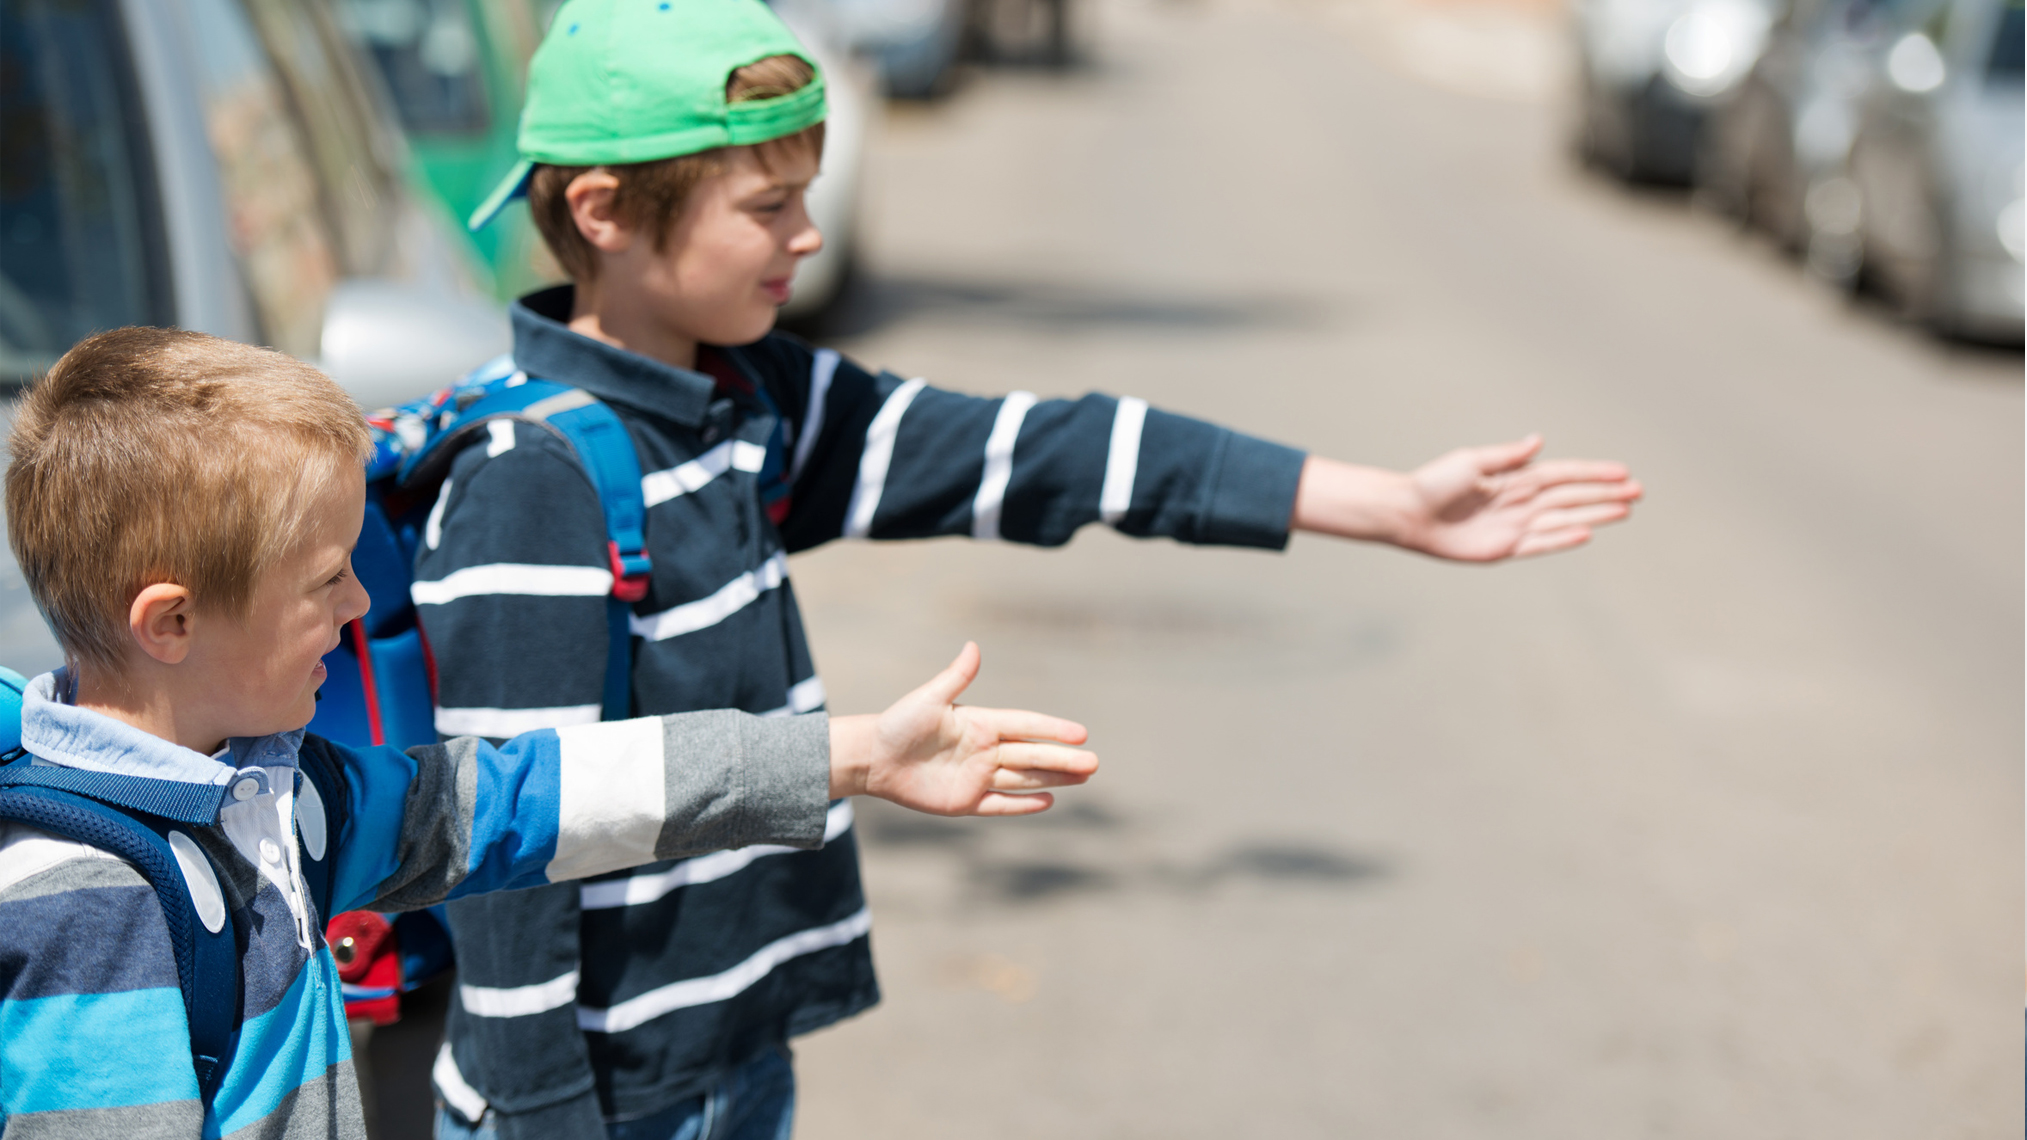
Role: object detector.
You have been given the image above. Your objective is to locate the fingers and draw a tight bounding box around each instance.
[911,641,982,707]
[1514,527,1594,557]
[991,765,1094,791]
[991,742,1099,777]
[1529,502,1634,533]
[971,791,1057,816]
[964,706,1090,746]
[1526,479,1644,511]
[1506,459,1635,495]
[1464,434,1544,476]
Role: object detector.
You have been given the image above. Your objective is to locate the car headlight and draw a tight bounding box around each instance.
[1663,1,1770,97]
[1999,199,2025,262]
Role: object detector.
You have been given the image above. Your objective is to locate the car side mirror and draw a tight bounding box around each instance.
[319,279,511,412]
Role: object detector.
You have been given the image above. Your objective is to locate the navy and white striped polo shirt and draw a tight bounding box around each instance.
[421,285,1308,1129]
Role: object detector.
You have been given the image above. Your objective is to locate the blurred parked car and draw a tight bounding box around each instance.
[329,0,556,300]
[826,0,970,97]
[1573,0,1780,180]
[1,0,508,407]
[1841,0,2021,339]
[1697,0,1907,250]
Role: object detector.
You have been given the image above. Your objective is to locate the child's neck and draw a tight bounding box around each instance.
[73,667,228,757]
[568,282,699,373]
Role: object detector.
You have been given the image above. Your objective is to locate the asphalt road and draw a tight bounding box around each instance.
[0,0,2016,1136]
[777,1,2024,1137]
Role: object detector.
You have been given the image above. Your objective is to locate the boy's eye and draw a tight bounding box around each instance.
[326,568,349,587]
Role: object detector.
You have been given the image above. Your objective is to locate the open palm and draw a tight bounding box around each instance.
[1402,436,1641,561]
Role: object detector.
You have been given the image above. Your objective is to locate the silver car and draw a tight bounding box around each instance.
[1572,0,1781,180]
[1844,0,2023,339]
[1,0,508,411]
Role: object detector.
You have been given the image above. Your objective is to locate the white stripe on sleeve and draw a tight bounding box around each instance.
[411,563,614,606]
[433,1043,489,1122]
[641,439,767,507]
[485,419,516,457]
[424,477,453,551]
[545,718,668,883]
[1099,396,1148,527]
[790,348,840,483]
[970,392,1037,541]
[458,969,580,1018]
[842,378,926,539]
[577,906,872,1033]
[579,800,854,910]
[434,703,601,738]
[629,552,788,641]
[758,675,826,718]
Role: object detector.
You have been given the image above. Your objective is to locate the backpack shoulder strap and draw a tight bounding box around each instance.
[293,736,351,919]
[0,780,241,1100]
[398,371,649,722]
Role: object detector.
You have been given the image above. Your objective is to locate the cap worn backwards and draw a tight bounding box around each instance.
[469,0,827,231]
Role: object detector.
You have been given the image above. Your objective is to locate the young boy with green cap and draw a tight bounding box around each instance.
[427,1,1643,1137]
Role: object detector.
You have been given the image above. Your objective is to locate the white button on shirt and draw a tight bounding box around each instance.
[212,758,317,952]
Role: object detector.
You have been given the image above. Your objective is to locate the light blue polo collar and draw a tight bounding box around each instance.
[20,669,305,786]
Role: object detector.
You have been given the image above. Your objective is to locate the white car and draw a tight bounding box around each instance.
[1845,0,2023,340]
[1572,0,1779,181]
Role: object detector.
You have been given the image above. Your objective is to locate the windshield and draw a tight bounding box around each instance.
[0,0,171,383]
[332,0,490,136]
[1988,0,2022,81]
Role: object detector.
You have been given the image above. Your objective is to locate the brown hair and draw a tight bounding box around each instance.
[529,54,827,282]
[6,327,373,674]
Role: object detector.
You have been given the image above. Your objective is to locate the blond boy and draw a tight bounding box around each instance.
[0,327,1095,1138]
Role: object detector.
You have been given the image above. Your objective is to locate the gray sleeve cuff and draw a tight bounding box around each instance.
[654,710,831,858]
[1196,431,1308,550]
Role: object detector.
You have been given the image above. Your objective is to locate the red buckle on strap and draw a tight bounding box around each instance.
[607,541,650,603]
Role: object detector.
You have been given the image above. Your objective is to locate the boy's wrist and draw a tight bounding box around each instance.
[827,714,875,800]
[1291,457,1420,547]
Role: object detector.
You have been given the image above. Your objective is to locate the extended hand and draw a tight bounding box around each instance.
[828,643,1097,816]
[1292,436,1641,561]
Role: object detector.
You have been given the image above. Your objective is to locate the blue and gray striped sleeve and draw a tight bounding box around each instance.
[322,710,831,916]
[0,842,204,1135]
[765,342,1309,553]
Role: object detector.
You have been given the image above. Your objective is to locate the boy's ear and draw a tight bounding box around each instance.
[129,583,196,665]
[565,170,634,254]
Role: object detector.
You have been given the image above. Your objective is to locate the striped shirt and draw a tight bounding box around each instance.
[0,670,831,1139]
[420,286,1308,1131]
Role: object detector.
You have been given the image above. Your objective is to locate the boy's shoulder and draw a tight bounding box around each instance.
[0,819,149,901]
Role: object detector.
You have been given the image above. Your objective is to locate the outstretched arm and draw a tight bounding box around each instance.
[1291,435,1642,561]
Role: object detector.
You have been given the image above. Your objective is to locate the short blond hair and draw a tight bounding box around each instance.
[7,327,372,674]
[529,54,827,283]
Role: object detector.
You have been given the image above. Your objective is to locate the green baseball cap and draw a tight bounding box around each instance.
[468,0,825,231]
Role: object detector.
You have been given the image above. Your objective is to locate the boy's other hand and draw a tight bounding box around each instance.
[828,643,1097,816]
[1292,436,1642,561]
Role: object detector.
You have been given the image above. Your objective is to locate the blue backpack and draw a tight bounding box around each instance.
[0,356,653,1106]
[309,352,653,749]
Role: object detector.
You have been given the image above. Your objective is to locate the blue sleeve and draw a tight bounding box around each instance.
[320,708,831,915]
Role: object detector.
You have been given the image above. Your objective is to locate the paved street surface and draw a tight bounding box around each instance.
[0,0,2016,1135]
[780,1,2024,1136]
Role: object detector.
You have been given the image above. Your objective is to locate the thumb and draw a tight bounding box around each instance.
[1470,434,1544,476]
[912,642,981,707]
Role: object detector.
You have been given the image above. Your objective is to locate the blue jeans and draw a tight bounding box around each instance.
[435,1045,795,1140]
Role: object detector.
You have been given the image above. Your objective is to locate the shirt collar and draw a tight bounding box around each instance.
[510,285,725,428]
[20,668,304,786]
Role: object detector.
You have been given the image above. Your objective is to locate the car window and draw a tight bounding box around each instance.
[0,0,172,382]
[182,0,340,358]
[1987,0,2023,80]
[240,0,404,276]
[332,0,489,136]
